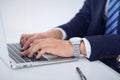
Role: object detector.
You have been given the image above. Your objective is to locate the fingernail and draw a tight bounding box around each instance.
[28,55,32,58]
[22,47,25,50]
[36,56,39,59]
[20,53,24,57]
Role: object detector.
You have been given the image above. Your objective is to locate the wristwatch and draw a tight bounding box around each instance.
[69,37,84,58]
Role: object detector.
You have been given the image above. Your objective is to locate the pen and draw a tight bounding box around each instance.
[76,67,87,80]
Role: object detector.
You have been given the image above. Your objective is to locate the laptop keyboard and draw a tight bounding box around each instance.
[7,43,48,63]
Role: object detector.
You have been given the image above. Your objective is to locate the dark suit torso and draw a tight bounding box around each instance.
[58,0,120,61]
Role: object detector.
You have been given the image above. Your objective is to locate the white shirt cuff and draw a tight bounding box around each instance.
[53,28,67,40]
[82,38,91,58]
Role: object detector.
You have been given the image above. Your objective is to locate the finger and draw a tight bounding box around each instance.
[28,44,41,58]
[21,50,29,57]
[22,38,33,50]
[36,49,46,59]
[20,34,27,46]
[37,48,57,59]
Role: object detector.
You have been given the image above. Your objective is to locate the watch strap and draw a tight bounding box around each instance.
[69,37,83,58]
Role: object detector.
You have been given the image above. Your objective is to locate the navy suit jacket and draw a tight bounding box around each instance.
[58,0,120,61]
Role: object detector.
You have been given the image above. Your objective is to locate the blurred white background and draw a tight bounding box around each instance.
[0,0,84,43]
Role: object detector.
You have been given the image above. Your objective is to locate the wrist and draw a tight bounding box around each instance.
[69,37,85,58]
[47,29,63,39]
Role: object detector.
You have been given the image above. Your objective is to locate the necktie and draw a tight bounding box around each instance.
[105,0,120,35]
[102,0,120,70]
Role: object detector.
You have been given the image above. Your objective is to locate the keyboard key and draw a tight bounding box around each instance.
[7,43,48,63]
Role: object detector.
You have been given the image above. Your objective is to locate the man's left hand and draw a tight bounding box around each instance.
[21,38,74,59]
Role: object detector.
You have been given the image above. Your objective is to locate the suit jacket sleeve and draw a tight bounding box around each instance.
[58,0,91,39]
[86,35,120,61]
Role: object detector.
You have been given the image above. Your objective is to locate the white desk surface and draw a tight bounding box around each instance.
[0,58,120,80]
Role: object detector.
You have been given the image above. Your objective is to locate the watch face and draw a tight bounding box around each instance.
[70,37,81,42]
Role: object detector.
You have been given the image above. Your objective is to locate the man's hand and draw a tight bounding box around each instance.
[20,33,48,50]
[20,29,63,51]
[21,38,74,59]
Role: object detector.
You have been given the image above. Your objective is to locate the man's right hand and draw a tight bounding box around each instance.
[20,33,47,50]
[20,33,34,47]
[20,29,63,51]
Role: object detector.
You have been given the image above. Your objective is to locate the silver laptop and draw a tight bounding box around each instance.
[0,12,79,69]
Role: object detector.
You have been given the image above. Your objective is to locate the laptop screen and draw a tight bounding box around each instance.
[0,11,10,67]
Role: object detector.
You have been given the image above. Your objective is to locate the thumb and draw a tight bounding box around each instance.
[36,49,46,59]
